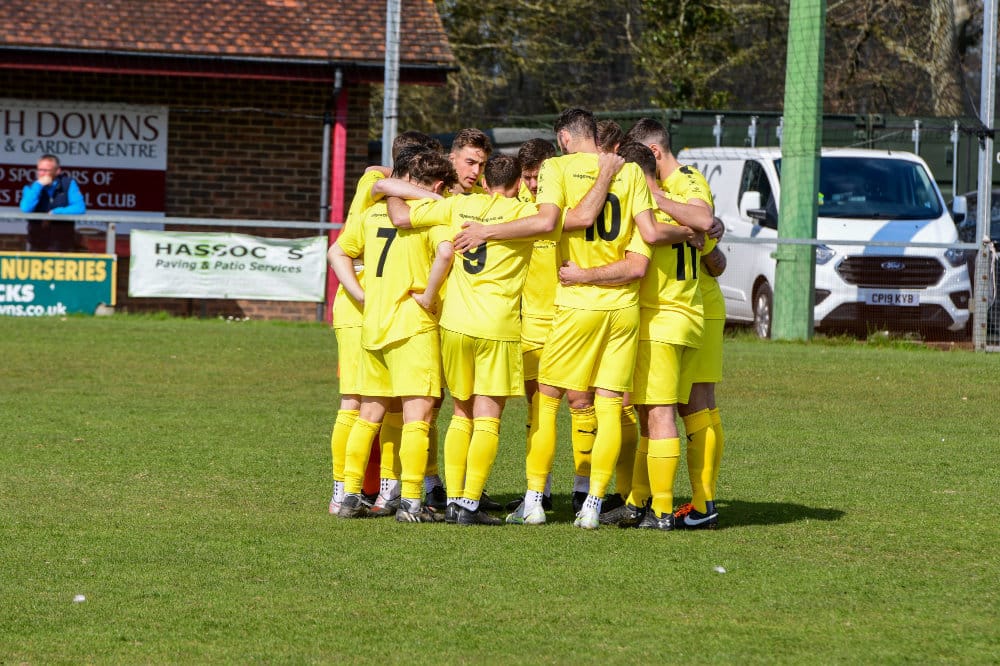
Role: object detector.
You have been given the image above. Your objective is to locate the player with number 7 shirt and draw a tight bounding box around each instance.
[329,150,456,523]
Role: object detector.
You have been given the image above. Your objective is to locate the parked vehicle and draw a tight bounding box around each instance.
[950,189,1000,246]
[950,189,1000,334]
[678,147,972,337]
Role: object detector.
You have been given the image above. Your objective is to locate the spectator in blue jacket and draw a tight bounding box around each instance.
[20,154,86,251]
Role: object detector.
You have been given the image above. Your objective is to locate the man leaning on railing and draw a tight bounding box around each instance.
[19,154,86,252]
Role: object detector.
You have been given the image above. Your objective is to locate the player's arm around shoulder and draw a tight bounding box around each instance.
[453,201,558,252]
[498,199,551,244]
[558,250,649,287]
[655,190,713,233]
[398,196,453,231]
[659,166,714,232]
[384,184,446,229]
[346,169,387,219]
[633,206,699,246]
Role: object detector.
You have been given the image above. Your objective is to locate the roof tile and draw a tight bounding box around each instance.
[0,0,454,66]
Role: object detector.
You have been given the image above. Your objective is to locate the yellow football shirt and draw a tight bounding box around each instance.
[699,237,726,320]
[513,179,558,320]
[410,193,543,341]
[516,181,534,204]
[332,170,384,330]
[660,164,724,321]
[639,209,704,346]
[660,164,713,209]
[536,153,654,311]
[521,241,558,320]
[337,200,451,350]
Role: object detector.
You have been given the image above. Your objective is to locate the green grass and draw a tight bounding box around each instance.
[2,315,999,664]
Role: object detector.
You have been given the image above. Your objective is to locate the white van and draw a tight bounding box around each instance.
[677,146,972,337]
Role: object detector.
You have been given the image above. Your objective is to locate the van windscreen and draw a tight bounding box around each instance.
[774,156,943,220]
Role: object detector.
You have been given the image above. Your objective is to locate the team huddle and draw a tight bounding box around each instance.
[326,108,727,530]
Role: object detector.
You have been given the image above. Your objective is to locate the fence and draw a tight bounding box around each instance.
[717,234,998,350]
[0,211,343,321]
[4,193,998,350]
[487,109,994,199]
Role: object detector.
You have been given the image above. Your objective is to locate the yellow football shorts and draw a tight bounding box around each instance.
[441,327,523,400]
[685,317,724,384]
[520,315,552,382]
[632,339,697,405]
[359,328,441,398]
[334,326,363,396]
[538,305,639,393]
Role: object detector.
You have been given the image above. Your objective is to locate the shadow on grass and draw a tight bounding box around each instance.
[489,493,845,528]
[712,499,845,527]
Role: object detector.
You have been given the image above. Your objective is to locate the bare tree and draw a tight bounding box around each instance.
[376,0,984,136]
[826,0,969,116]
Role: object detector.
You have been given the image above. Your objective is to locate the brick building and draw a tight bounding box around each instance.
[0,0,454,320]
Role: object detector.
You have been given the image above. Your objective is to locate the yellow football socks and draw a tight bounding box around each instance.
[570,405,596,479]
[443,416,474,499]
[683,409,715,513]
[526,392,561,492]
[647,437,681,516]
[626,435,650,508]
[380,411,404,483]
[464,417,501,502]
[616,404,638,498]
[589,395,623,498]
[710,407,725,500]
[330,409,359,481]
[398,420,431,501]
[425,407,441,478]
[342,418,380,494]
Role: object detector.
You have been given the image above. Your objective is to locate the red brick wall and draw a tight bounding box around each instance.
[0,69,372,321]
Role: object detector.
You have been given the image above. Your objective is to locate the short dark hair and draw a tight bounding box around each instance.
[450,128,492,157]
[517,138,556,171]
[553,108,597,143]
[408,150,458,189]
[483,154,523,189]
[39,154,61,167]
[596,120,624,153]
[392,131,441,160]
[391,145,428,178]
[617,142,656,179]
[624,117,672,155]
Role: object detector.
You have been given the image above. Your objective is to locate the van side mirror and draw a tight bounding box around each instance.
[952,194,967,224]
[740,190,777,228]
[739,191,761,219]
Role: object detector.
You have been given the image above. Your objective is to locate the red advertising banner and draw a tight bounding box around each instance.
[0,164,165,214]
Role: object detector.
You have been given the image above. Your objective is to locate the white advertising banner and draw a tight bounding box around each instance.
[129,230,327,302]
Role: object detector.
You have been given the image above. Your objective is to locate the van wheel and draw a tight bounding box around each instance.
[753,282,773,339]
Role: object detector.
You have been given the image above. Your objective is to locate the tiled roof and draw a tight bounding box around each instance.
[0,0,453,67]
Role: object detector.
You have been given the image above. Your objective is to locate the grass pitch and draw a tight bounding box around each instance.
[1,315,998,664]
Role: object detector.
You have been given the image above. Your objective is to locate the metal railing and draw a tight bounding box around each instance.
[0,210,344,252]
[4,212,997,348]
